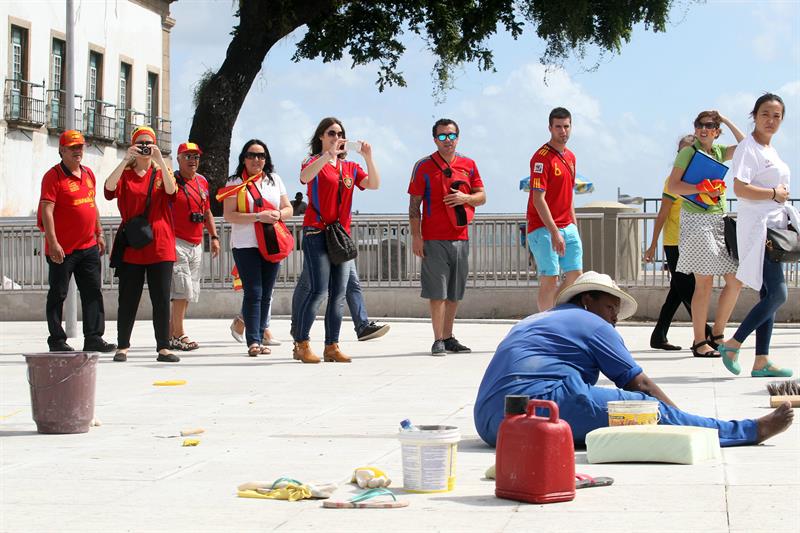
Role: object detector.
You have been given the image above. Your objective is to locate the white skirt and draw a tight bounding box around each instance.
[676,211,738,275]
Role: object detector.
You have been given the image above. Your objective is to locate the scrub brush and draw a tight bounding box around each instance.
[766,379,800,407]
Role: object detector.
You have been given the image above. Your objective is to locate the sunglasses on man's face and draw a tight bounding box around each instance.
[182,154,200,161]
[435,133,458,141]
[696,122,719,130]
[245,152,266,160]
[325,130,345,138]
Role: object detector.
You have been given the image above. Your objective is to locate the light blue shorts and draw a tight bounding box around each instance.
[527,224,583,276]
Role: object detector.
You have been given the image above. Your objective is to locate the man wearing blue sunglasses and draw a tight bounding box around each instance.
[408,118,486,356]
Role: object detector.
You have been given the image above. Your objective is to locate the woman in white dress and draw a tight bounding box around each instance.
[718,94,793,378]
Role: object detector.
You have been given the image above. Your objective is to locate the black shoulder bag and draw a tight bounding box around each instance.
[124,169,157,249]
[312,167,357,265]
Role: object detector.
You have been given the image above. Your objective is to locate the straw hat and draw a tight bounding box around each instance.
[554,271,637,320]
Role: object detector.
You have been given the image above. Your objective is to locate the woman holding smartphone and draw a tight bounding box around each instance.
[667,111,745,358]
[290,117,381,364]
[718,94,793,378]
[104,126,179,363]
[220,139,292,357]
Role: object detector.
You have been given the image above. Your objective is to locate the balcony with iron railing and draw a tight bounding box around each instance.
[115,108,147,144]
[155,116,172,154]
[83,99,116,143]
[3,78,46,128]
[46,90,83,133]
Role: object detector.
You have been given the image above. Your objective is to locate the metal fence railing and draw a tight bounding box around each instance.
[46,90,83,133]
[2,212,797,292]
[83,99,116,142]
[3,78,46,126]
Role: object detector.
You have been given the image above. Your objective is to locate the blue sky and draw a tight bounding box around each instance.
[169,0,800,213]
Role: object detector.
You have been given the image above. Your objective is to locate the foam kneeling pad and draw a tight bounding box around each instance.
[586,425,721,465]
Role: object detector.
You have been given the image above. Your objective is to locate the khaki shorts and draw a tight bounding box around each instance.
[420,240,470,301]
[171,238,202,302]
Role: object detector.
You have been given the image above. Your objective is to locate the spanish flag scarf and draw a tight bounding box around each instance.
[217,171,263,290]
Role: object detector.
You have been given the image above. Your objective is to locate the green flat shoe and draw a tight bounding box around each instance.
[751,361,793,378]
[718,344,741,376]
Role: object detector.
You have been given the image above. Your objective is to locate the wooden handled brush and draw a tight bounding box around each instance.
[767,379,800,408]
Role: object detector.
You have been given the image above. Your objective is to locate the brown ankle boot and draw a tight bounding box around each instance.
[323,343,352,363]
[293,340,321,364]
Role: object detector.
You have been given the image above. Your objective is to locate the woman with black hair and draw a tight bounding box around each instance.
[220,139,293,357]
[290,117,381,364]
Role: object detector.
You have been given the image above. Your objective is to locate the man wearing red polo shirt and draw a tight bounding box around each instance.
[169,142,220,351]
[408,118,486,356]
[38,130,115,352]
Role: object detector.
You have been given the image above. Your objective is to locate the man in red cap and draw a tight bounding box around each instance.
[168,142,220,351]
[37,130,115,352]
[408,118,486,356]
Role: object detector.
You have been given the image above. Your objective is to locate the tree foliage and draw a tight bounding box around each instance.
[190,0,675,212]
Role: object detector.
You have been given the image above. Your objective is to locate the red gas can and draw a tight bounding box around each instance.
[495,399,575,504]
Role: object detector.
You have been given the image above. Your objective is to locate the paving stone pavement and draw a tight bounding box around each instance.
[1,318,798,532]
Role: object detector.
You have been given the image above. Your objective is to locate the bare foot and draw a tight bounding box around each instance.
[756,402,794,443]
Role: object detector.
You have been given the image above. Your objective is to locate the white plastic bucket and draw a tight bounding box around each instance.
[607,400,660,426]
[398,425,460,493]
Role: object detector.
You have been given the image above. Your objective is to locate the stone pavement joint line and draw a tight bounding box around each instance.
[1,319,798,532]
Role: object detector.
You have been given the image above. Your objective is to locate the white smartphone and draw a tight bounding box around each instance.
[345,141,362,153]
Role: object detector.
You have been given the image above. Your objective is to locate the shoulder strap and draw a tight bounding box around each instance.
[142,168,157,217]
[545,144,575,180]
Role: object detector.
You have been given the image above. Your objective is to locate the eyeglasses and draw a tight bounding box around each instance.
[182,154,200,161]
[325,130,345,138]
[245,152,267,160]
[435,133,458,141]
[696,122,719,130]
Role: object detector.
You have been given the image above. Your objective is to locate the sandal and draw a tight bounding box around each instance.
[322,487,409,509]
[708,334,724,350]
[718,344,741,375]
[691,340,720,358]
[248,344,261,357]
[575,473,614,489]
[751,361,793,378]
[170,335,199,351]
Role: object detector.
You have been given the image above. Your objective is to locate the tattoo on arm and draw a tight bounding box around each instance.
[408,195,422,219]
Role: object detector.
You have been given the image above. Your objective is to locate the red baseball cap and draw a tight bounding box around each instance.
[177,142,202,155]
[59,130,85,147]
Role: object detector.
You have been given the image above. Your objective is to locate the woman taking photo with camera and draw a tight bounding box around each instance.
[104,126,179,363]
[718,94,794,378]
[220,139,292,357]
[290,117,381,364]
[667,111,745,358]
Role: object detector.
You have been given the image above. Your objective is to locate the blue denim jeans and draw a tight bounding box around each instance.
[233,247,280,346]
[291,258,369,337]
[733,255,788,355]
[291,229,350,344]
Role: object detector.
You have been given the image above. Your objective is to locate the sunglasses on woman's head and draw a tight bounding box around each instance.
[436,133,458,141]
[696,122,719,130]
[245,152,266,160]
[325,130,345,138]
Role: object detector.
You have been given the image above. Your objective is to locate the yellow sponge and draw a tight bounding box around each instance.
[586,425,721,465]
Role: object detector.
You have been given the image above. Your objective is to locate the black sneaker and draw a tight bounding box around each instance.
[431,339,446,356]
[357,321,391,341]
[83,339,117,353]
[156,352,181,363]
[49,341,75,352]
[443,336,471,353]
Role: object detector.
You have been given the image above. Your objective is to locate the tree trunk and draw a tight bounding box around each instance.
[188,0,335,214]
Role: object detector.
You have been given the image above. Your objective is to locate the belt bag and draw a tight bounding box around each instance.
[325,221,357,265]
[123,169,156,249]
[766,225,800,263]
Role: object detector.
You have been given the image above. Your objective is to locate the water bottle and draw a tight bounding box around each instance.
[400,419,420,432]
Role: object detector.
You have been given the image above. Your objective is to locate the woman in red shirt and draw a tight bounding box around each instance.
[104,126,179,363]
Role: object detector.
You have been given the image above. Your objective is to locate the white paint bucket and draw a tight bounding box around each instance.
[607,400,660,426]
[398,425,460,493]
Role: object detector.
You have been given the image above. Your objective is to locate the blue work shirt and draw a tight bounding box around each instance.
[473,304,642,445]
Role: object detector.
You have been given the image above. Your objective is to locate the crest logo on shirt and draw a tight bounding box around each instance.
[533,162,544,174]
[343,176,354,189]
[67,181,80,193]
[764,159,774,168]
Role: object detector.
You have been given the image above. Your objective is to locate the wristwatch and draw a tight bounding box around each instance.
[210,236,219,241]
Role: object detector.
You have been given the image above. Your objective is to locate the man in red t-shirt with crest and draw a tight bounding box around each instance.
[408,118,486,356]
[38,130,115,352]
[526,107,584,311]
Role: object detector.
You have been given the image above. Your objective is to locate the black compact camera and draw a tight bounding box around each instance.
[138,143,151,155]
[189,212,204,223]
